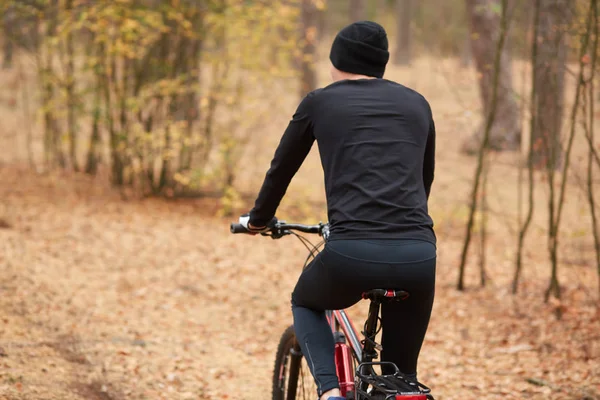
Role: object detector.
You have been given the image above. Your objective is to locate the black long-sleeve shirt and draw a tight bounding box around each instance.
[249,78,436,244]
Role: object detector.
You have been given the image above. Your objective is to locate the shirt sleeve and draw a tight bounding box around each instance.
[423,117,435,199]
[249,93,316,226]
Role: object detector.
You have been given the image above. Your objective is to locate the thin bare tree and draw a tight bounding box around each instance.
[457,0,510,290]
[513,0,540,294]
[539,0,573,302]
[479,157,490,286]
[584,0,599,295]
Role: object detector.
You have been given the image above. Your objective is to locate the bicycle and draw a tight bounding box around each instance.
[230,219,434,400]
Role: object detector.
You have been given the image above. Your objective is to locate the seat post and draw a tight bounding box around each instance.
[362,299,381,363]
[359,299,382,395]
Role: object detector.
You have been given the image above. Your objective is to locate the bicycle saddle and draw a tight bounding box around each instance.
[362,289,410,302]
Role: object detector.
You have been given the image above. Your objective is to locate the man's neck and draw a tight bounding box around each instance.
[338,72,377,81]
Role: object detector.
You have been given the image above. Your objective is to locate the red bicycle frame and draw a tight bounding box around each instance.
[326,309,363,398]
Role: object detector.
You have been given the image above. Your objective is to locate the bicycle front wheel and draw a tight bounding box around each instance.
[272,325,319,400]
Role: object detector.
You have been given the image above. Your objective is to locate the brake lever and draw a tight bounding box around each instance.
[264,220,286,239]
[269,229,290,239]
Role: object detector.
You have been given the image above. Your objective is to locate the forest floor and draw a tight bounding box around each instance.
[1,56,599,400]
[0,164,598,400]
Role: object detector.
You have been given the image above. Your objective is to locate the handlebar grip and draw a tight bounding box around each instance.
[230,223,249,234]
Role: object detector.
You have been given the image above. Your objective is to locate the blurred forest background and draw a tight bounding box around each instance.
[0,0,599,399]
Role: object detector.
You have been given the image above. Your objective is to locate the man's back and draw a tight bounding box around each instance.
[308,79,436,243]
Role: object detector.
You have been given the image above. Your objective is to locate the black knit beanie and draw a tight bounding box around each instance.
[329,21,390,78]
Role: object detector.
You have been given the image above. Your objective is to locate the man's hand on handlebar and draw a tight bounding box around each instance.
[238,214,278,235]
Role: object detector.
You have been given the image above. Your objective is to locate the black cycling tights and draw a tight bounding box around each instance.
[290,239,436,396]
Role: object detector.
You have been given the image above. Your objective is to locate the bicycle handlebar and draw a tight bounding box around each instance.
[230,223,251,234]
[230,221,328,238]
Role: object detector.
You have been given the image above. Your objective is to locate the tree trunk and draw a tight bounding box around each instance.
[3,37,13,70]
[85,42,103,176]
[460,29,472,68]
[2,6,15,69]
[85,88,101,175]
[317,5,328,41]
[173,4,203,174]
[462,0,521,154]
[178,34,202,172]
[158,126,171,193]
[394,0,412,65]
[106,52,123,186]
[531,0,570,170]
[39,0,64,168]
[375,0,389,23]
[350,0,367,22]
[300,0,319,98]
[64,0,78,171]
[117,56,130,186]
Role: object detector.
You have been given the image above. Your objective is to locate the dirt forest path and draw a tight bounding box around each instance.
[0,166,598,400]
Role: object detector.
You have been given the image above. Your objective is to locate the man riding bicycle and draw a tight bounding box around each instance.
[239,21,437,400]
